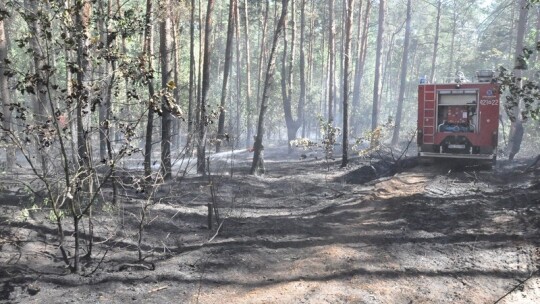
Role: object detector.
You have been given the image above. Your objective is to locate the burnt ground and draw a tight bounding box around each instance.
[1,146,540,303]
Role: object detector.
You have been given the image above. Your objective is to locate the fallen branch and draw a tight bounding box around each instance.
[118,262,156,271]
[148,285,168,293]
[207,220,224,243]
[493,270,537,304]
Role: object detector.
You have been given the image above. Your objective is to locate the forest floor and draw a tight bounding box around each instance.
[1,145,540,303]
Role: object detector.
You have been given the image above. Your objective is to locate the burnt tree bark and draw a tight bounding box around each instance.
[143,0,156,179]
[371,0,385,131]
[242,0,253,148]
[160,0,173,180]
[216,0,236,153]
[327,0,335,125]
[281,0,304,153]
[508,0,528,160]
[254,0,270,147]
[341,0,354,168]
[352,0,371,135]
[391,0,412,146]
[251,0,289,175]
[197,0,215,175]
[187,0,196,153]
[0,3,15,169]
[429,0,442,83]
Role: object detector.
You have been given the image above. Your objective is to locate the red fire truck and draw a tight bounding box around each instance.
[417,71,500,164]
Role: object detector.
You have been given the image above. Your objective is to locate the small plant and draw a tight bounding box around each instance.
[18,204,40,221]
[48,209,64,223]
[353,117,394,158]
[318,115,341,161]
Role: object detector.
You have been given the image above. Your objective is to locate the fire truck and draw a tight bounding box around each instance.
[417,70,500,164]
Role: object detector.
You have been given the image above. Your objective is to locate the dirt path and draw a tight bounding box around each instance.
[1,148,540,303]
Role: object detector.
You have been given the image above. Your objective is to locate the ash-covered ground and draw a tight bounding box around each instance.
[1,146,539,303]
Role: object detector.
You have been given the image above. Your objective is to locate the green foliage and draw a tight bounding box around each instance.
[48,209,64,223]
[18,204,39,221]
[496,46,540,122]
[317,115,341,160]
[353,118,394,157]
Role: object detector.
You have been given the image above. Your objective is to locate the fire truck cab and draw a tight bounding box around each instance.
[417,71,500,163]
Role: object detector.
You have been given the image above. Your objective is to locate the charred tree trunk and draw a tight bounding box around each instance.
[187,0,196,153]
[72,0,93,273]
[281,0,301,153]
[242,0,253,148]
[255,0,270,148]
[216,0,236,153]
[327,0,335,125]
[508,0,528,160]
[341,0,354,168]
[391,0,412,146]
[98,0,114,163]
[172,17,181,151]
[197,0,216,175]
[24,0,48,173]
[143,0,156,179]
[352,0,371,135]
[0,4,15,169]
[298,0,307,142]
[429,0,442,83]
[251,0,289,175]
[234,1,243,148]
[371,0,385,131]
[160,0,173,180]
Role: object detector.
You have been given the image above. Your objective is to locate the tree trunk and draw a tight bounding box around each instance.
[172,17,181,151]
[341,0,354,168]
[352,0,371,135]
[242,0,253,148]
[73,0,93,273]
[327,0,335,125]
[24,0,48,173]
[448,0,458,76]
[160,0,173,180]
[234,0,242,148]
[251,0,289,175]
[187,0,196,153]
[298,0,307,141]
[198,0,216,175]
[429,0,442,83]
[371,0,385,131]
[143,0,156,179]
[74,0,91,172]
[255,0,270,148]
[98,0,113,162]
[508,0,528,160]
[391,0,412,146]
[281,0,301,153]
[0,4,15,169]
[216,0,236,153]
